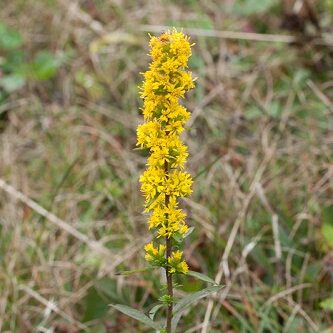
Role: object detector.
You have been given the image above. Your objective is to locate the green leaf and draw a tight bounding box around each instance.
[186,270,216,284]
[173,285,224,313]
[83,287,109,322]
[267,101,281,118]
[94,278,127,304]
[232,0,276,15]
[293,69,311,86]
[144,193,161,210]
[0,23,23,50]
[321,204,333,248]
[320,297,333,311]
[322,204,333,225]
[245,107,262,120]
[28,51,62,80]
[149,304,165,320]
[110,304,161,330]
[0,74,26,93]
[1,50,25,72]
[115,266,157,275]
[171,285,224,332]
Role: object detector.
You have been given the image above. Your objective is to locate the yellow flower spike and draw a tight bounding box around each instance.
[136,28,195,333]
[110,27,219,333]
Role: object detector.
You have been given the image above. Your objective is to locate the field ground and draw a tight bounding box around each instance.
[1,0,333,332]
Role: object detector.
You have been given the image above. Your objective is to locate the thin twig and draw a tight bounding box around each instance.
[19,284,89,331]
[288,299,319,332]
[307,79,333,114]
[260,283,312,309]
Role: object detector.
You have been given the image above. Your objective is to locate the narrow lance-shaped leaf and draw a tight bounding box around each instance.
[173,285,224,313]
[149,304,165,320]
[110,304,161,330]
[144,193,161,210]
[171,285,224,332]
[186,270,217,285]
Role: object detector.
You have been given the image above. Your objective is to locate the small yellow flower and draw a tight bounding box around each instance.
[178,261,189,274]
[144,242,155,253]
[168,251,189,274]
[144,242,167,266]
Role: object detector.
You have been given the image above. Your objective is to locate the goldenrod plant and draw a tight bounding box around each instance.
[111,29,223,333]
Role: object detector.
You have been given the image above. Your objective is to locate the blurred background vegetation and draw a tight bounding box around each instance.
[0,0,333,332]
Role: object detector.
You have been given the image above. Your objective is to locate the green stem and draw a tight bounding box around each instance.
[166,236,173,333]
[164,160,173,333]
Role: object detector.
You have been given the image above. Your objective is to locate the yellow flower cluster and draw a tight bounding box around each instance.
[137,29,195,274]
[144,242,167,266]
[168,250,189,274]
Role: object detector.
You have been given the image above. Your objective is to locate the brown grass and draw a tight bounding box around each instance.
[1,0,333,332]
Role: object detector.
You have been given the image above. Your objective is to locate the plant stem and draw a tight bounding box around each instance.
[164,160,173,333]
[166,236,173,333]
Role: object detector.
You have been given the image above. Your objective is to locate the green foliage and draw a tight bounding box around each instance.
[159,294,174,305]
[320,298,333,311]
[171,285,224,332]
[167,13,214,30]
[0,22,23,50]
[321,205,333,248]
[110,304,161,330]
[83,287,110,322]
[149,304,165,320]
[1,1,332,332]
[81,277,132,323]
[173,285,224,314]
[0,21,62,103]
[28,51,62,80]
[232,0,277,15]
[186,270,216,284]
[111,285,224,332]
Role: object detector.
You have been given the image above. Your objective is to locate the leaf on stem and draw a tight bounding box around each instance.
[186,270,217,284]
[144,193,161,210]
[171,285,224,332]
[110,304,161,330]
[149,304,165,320]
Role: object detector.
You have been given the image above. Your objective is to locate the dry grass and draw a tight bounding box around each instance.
[1,0,333,332]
